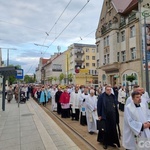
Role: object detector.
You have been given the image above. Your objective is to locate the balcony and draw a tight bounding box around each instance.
[75,58,85,62]
[74,49,84,54]
[120,20,126,28]
[100,62,121,73]
[101,26,110,35]
[128,13,136,23]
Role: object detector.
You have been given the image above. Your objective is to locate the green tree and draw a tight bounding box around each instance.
[59,73,64,84]
[24,75,35,83]
[68,73,73,83]
[8,64,21,85]
[126,74,136,83]
[48,77,53,84]
[53,76,57,84]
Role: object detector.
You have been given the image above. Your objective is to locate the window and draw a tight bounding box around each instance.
[86,48,89,52]
[92,56,95,60]
[121,31,125,42]
[92,63,95,67]
[121,51,126,62]
[104,55,106,64]
[86,56,89,60]
[117,52,120,62]
[92,49,95,52]
[107,36,109,46]
[86,63,89,67]
[104,37,106,47]
[107,54,110,63]
[131,47,136,59]
[117,32,119,43]
[96,45,99,53]
[130,25,135,37]
[97,59,99,68]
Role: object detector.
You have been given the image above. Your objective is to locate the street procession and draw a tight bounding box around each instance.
[0,0,150,150]
[4,82,150,150]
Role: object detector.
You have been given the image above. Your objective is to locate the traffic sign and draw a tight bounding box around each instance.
[16,69,24,79]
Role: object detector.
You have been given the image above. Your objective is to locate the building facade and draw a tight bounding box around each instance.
[35,58,49,83]
[42,52,66,85]
[67,43,98,85]
[96,0,142,87]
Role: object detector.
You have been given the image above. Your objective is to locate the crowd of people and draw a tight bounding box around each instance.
[4,83,150,149]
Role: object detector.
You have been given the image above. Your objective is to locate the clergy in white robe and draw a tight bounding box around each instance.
[86,89,98,134]
[70,86,81,121]
[123,91,150,150]
[79,87,89,125]
[51,86,58,111]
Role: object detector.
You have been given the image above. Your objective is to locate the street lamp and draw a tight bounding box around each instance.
[0,48,17,66]
[34,43,49,48]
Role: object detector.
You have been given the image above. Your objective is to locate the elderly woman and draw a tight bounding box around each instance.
[7,85,13,103]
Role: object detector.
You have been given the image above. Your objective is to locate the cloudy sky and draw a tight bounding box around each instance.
[0,0,103,74]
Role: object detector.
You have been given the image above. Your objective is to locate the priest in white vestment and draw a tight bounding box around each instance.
[123,91,150,150]
[70,86,81,121]
[51,86,58,111]
[86,89,98,134]
[79,87,89,125]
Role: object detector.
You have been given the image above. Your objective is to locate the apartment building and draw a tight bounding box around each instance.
[96,0,143,87]
[67,43,98,85]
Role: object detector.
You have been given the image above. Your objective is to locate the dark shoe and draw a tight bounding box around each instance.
[103,145,107,149]
[89,131,94,135]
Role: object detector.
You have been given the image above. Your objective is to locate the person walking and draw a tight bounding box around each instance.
[97,85,120,149]
[123,91,150,150]
[7,85,13,103]
[86,89,97,135]
[55,86,63,115]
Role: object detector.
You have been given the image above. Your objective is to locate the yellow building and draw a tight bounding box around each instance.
[67,43,98,85]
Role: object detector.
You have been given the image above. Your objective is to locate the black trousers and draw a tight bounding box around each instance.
[61,108,70,118]
[71,109,80,120]
[57,102,62,114]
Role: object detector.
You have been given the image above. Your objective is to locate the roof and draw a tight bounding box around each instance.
[41,58,49,65]
[112,0,138,14]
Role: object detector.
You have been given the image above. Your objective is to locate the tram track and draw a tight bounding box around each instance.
[41,104,97,150]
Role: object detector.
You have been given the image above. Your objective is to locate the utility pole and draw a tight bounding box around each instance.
[0,48,17,66]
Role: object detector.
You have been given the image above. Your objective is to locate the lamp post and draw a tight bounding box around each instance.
[0,48,17,66]
[141,6,150,94]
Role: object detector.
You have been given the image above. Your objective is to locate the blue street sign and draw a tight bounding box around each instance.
[16,69,24,79]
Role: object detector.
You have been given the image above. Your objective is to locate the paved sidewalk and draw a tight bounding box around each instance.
[0,97,80,150]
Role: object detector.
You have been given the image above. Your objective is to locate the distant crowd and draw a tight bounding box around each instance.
[5,83,150,149]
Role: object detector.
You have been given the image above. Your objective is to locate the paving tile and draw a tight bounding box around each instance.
[21,129,39,137]
[21,124,37,131]
[0,137,20,149]
[54,140,66,147]
[3,124,20,129]
[0,132,20,140]
[20,122,35,127]
[57,145,69,150]
[2,128,20,134]
[21,140,45,150]
[21,133,41,144]
[0,145,20,150]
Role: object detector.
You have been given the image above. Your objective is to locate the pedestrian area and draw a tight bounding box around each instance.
[0,97,80,150]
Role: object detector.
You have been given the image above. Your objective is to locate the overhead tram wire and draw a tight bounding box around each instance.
[39,0,73,52]
[26,0,91,74]
[42,0,91,55]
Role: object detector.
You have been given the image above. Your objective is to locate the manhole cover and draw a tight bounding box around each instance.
[21,113,34,117]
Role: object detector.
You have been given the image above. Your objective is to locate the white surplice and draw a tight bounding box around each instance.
[70,91,81,113]
[123,101,150,150]
[86,95,98,133]
[51,89,57,111]
[79,93,89,116]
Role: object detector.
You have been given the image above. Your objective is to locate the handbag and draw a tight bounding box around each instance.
[96,119,106,132]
